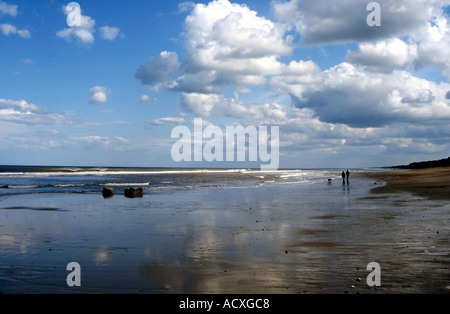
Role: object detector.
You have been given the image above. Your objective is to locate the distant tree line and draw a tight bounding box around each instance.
[392,157,450,169]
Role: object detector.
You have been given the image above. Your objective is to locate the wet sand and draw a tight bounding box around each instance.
[0,172,449,294]
[364,167,450,200]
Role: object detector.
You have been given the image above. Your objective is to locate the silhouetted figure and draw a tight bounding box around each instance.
[342,171,346,184]
[346,170,350,184]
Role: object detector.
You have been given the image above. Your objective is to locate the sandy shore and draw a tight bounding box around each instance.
[362,167,450,200]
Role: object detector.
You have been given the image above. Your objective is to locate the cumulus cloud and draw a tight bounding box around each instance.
[181,92,288,120]
[57,4,95,44]
[136,0,297,118]
[178,0,291,84]
[268,60,323,102]
[0,99,72,125]
[274,0,450,79]
[0,0,17,17]
[347,38,418,72]
[273,0,437,45]
[99,26,122,41]
[0,23,31,38]
[290,62,450,127]
[89,86,111,104]
[135,51,180,89]
[181,93,222,117]
[414,6,450,79]
[0,2,31,39]
[56,4,123,44]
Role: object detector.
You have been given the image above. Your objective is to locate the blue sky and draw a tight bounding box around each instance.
[1,0,450,168]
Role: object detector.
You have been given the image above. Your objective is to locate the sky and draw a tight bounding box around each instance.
[1,0,450,169]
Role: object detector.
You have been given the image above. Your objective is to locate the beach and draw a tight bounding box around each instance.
[0,168,448,294]
[365,167,450,200]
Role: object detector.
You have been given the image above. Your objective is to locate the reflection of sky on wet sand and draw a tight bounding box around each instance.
[0,178,449,293]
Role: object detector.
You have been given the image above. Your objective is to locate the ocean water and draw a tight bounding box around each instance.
[0,166,373,198]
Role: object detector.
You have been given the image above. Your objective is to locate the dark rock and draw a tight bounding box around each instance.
[124,188,144,198]
[0,185,9,189]
[102,187,115,198]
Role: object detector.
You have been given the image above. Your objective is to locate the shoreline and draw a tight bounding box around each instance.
[361,167,450,200]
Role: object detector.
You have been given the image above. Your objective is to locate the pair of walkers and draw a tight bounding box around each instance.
[341,170,350,183]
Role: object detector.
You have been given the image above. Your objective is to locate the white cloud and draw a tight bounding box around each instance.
[290,62,450,127]
[57,5,124,44]
[140,94,158,103]
[181,91,289,120]
[0,0,17,17]
[268,60,323,102]
[181,93,222,117]
[137,0,299,117]
[0,23,31,38]
[0,99,72,125]
[16,28,30,39]
[89,86,111,104]
[135,51,180,88]
[99,26,122,41]
[347,38,418,72]
[178,1,195,13]
[180,0,291,82]
[72,136,131,151]
[140,94,150,102]
[273,0,441,45]
[21,58,34,65]
[148,117,188,126]
[414,7,450,79]
[0,23,15,35]
[57,4,95,44]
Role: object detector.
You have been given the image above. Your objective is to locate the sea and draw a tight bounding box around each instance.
[0,165,377,198]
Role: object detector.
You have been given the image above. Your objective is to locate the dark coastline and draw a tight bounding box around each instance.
[390,157,450,170]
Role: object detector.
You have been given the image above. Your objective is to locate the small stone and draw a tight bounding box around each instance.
[102,187,115,198]
[124,188,144,198]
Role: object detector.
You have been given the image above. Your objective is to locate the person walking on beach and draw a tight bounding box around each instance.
[342,171,346,184]
[346,170,350,184]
